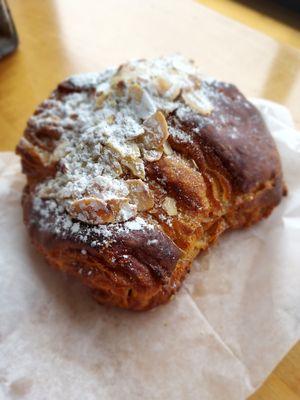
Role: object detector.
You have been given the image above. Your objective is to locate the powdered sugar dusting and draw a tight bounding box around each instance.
[30,55,216,232]
[31,196,154,248]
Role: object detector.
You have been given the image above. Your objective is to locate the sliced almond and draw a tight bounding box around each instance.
[182,90,213,116]
[163,141,173,156]
[191,159,199,170]
[162,196,178,216]
[156,76,172,95]
[118,200,138,221]
[100,148,123,177]
[17,137,50,165]
[105,139,126,158]
[126,142,141,159]
[121,157,145,179]
[111,65,137,91]
[142,148,163,162]
[96,92,108,108]
[106,114,115,125]
[110,158,123,176]
[95,82,111,108]
[144,111,169,141]
[50,140,69,162]
[127,179,154,211]
[68,197,136,225]
[143,111,169,149]
[68,197,113,224]
[128,83,143,103]
[189,74,202,89]
[105,140,140,160]
[113,80,126,96]
[130,87,156,120]
[164,84,181,101]
[112,62,145,86]
[104,141,143,178]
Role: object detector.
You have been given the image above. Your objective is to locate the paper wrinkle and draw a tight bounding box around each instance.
[183,286,255,393]
[0,99,300,400]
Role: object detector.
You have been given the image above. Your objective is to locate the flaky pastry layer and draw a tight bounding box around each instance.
[17,56,285,310]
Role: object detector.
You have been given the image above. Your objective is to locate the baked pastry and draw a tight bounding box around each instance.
[16,55,285,310]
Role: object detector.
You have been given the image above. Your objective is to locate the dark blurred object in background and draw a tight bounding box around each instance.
[0,0,18,59]
[275,0,300,13]
[237,0,300,32]
[238,0,300,14]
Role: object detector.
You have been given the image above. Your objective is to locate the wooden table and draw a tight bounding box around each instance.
[198,0,300,49]
[0,1,299,398]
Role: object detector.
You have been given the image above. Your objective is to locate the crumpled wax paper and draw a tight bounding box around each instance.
[0,99,299,400]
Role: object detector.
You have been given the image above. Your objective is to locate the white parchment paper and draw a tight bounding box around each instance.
[0,100,299,400]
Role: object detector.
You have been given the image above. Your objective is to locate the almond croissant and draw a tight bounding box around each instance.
[16,55,285,310]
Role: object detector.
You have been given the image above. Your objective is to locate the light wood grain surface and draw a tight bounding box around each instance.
[0,1,299,399]
[198,0,300,49]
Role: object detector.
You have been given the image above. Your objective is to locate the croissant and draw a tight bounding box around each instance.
[16,55,285,310]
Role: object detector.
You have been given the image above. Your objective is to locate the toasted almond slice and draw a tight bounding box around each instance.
[128,83,143,103]
[182,90,213,116]
[127,179,154,211]
[142,148,163,162]
[100,148,123,177]
[118,201,138,221]
[144,111,169,140]
[105,139,126,158]
[164,84,181,101]
[112,79,126,96]
[162,196,178,216]
[191,159,199,170]
[110,158,123,176]
[143,111,169,149]
[95,83,111,108]
[156,76,172,95]
[96,92,108,108]
[163,141,173,156]
[189,74,202,89]
[112,62,144,86]
[121,157,145,179]
[68,197,136,225]
[126,142,141,159]
[17,137,50,165]
[106,115,115,125]
[50,141,69,162]
[68,197,114,224]
[130,87,156,120]
[105,140,140,160]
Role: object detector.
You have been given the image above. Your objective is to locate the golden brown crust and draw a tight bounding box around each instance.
[16,56,285,310]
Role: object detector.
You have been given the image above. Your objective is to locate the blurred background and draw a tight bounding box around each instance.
[200,0,300,48]
[4,0,300,58]
[3,0,299,58]
[2,0,298,150]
